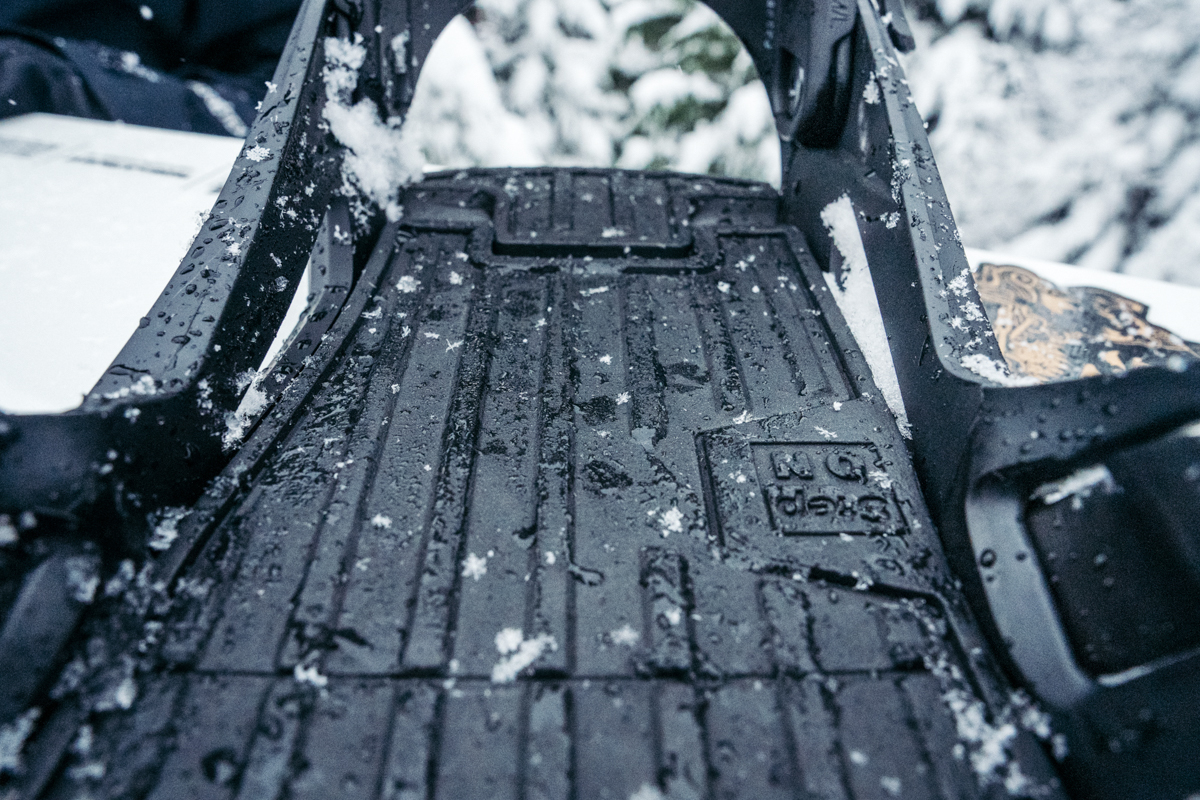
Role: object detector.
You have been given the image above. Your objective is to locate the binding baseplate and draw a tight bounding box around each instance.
[0,0,1197,797]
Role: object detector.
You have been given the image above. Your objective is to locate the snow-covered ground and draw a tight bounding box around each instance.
[0,116,307,413]
[0,116,244,413]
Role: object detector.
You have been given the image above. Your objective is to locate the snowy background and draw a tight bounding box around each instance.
[6,0,1200,413]
[402,0,1200,286]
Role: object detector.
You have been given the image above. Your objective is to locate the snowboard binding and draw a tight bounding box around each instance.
[1,0,1197,797]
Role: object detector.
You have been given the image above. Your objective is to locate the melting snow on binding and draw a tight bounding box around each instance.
[323,35,424,223]
[820,194,912,438]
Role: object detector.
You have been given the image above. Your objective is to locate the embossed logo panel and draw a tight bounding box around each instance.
[751,443,899,535]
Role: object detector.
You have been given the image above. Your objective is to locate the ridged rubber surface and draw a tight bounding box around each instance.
[24,170,1064,799]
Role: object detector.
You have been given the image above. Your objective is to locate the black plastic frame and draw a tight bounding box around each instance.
[2,0,1198,795]
[794,7,1200,797]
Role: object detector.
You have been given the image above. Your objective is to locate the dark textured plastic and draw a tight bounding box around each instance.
[7,169,1067,800]
[0,0,1197,797]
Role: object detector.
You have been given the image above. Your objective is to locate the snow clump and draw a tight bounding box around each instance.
[1031,464,1117,509]
[102,374,157,401]
[629,784,665,800]
[323,35,423,223]
[65,555,101,604]
[0,515,17,546]
[148,506,190,551]
[222,369,270,451]
[610,623,640,646]
[959,354,1039,387]
[294,662,329,688]
[0,708,41,776]
[492,627,557,682]
[658,506,684,537]
[925,650,1059,796]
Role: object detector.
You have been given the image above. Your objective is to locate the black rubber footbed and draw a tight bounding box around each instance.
[23,170,1064,799]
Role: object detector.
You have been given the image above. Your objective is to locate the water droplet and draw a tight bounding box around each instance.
[979,549,997,568]
[201,748,239,785]
[567,563,604,586]
[631,427,656,450]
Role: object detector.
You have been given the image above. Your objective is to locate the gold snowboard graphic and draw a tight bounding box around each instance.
[974,262,1200,383]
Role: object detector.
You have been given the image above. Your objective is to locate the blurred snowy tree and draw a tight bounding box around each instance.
[405,0,780,184]
[403,0,1200,285]
[399,15,547,168]
[608,0,780,184]
[473,0,628,165]
[902,0,1200,285]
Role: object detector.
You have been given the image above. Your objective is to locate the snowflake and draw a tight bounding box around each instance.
[659,506,684,537]
[610,624,640,646]
[462,552,488,580]
[1,515,20,546]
